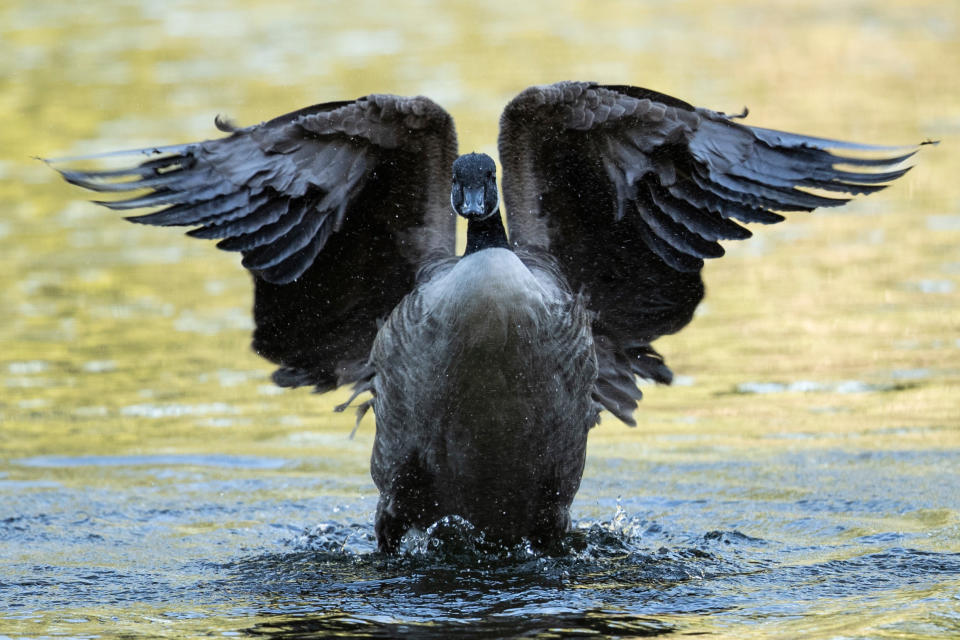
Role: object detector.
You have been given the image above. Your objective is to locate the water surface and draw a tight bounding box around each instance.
[2,1,958,637]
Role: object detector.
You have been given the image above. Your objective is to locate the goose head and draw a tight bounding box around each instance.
[451,153,499,220]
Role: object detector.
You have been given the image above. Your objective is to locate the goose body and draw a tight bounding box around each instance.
[371,247,596,548]
[52,82,925,552]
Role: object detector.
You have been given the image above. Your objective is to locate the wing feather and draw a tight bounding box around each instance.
[499,81,925,423]
[51,94,458,391]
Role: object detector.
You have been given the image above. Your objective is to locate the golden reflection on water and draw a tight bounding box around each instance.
[1,0,958,638]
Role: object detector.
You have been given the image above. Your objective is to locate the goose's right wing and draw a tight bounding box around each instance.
[499,81,923,424]
[52,95,458,391]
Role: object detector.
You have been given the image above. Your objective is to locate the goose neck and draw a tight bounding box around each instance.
[464,211,509,255]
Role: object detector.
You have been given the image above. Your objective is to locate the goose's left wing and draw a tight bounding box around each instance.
[499,81,924,424]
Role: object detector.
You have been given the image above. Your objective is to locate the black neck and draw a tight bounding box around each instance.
[464,211,509,255]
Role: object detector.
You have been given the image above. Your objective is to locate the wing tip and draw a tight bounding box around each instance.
[42,143,191,165]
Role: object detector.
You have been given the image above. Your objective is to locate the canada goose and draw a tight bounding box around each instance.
[52,81,924,552]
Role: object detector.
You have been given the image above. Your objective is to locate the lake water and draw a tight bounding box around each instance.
[2,1,959,638]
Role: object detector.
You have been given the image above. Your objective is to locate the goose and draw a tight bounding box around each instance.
[52,81,925,552]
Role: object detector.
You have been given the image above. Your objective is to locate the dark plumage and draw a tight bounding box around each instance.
[50,81,926,552]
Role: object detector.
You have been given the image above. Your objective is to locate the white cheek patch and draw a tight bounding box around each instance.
[488,187,499,215]
[450,181,462,213]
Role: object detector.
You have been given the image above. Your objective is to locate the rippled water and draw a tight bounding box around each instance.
[4,450,960,637]
[2,0,959,638]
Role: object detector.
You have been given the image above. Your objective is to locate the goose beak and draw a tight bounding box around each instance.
[461,186,485,217]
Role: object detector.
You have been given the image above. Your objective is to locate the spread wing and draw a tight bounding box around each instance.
[52,95,458,391]
[499,81,923,424]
